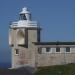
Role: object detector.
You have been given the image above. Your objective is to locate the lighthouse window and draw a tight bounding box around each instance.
[20,14,27,20]
[15,49,19,55]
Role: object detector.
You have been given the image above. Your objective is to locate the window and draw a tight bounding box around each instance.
[20,14,27,20]
[56,47,60,52]
[38,47,52,54]
[15,49,19,54]
[46,47,51,52]
[66,47,70,52]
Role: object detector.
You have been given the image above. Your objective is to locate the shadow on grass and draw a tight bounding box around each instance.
[0,66,35,75]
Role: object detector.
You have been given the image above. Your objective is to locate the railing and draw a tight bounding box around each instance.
[10,21,39,28]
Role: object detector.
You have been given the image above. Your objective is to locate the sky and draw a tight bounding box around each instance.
[0,0,75,63]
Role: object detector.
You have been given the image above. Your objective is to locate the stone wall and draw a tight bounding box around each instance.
[36,46,75,67]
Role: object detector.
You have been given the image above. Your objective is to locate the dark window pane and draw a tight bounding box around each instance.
[56,47,60,52]
[66,47,70,52]
[46,47,51,52]
[15,49,19,54]
[20,14,27,20]
[23,14,27,20]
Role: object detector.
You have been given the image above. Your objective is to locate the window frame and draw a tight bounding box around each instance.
[20,14,27,20]
[15,49,19,55]
[46,47,52,53]
[56,47,61,53]
[38,47,52,54]
[65,47,71,53]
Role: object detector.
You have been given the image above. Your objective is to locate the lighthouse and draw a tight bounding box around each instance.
[9,7,41,68]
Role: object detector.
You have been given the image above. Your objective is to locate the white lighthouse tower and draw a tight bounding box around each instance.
[9,7,41,68]
[10,7,38,28]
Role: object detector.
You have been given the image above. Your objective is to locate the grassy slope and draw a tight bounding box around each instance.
[34,64,75,75]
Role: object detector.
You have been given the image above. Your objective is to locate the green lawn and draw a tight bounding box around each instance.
[34,64,75,75]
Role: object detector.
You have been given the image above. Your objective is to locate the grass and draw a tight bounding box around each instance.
[0,64,75,75]
[34,63,75,75]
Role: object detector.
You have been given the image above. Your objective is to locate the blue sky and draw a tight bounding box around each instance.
[0,0,75,63]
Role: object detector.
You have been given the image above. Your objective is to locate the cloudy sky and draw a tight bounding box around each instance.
[0,0,75,63]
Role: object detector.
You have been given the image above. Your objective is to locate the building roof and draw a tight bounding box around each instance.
[33,41,75,45]
[19,7,30,14]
